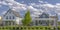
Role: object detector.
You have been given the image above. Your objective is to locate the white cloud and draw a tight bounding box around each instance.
[30,3,36,6]
[8,3,13,6]
[0,5,2,7]
[39,1,44,3]
[1,0,60,18]
[2,11,7,15]
[56,3,60,5]
[39,0,48,3]
[0,1,7,5]
[0,0,27,11]
[21,1,24,3]
[0,0,44,17]
[42,4,55,8]
[58,13,60,15]
[28,6,38,11]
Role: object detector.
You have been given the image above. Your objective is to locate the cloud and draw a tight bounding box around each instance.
[0,0,39,17]
[0,0,52,17]
[39,0,48,3]
[42,4,55,8]
[56,3,60,5]
[0,5,2,7]
[39,0,44,3]
[58,13,60,15]
[1,0,60,18]
[28,6,38,11]
[31,2,60,16]
[0,0,27,11]
[2,11,7,15]
[0,1,7,5]
[21,1,24,3]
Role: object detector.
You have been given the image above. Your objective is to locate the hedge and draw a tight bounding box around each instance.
[0,26,60,30]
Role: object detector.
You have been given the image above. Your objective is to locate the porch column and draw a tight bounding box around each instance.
[34,20,35,26]
[8,21,9,26]
[11,22,13,26]
[3,21,5,26]
[37,20,39,25]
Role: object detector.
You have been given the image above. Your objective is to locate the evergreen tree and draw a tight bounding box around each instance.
[22,10,32,26]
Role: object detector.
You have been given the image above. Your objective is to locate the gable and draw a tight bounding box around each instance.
[3,10,15,16]
[3,9,21,18]
[3,10,16,20]
[3,9,22,20]
[39,12,49,18]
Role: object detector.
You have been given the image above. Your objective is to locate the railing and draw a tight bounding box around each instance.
[33,18,56,20]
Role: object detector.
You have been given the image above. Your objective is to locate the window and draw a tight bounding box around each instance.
[35,20,38,25]
[9,16,11,19]
[9,11,11,13]
[43,15,45,18]
[9,21,11,25]
[6,16,8,19]
[13,16,15,19]
[39,20,41,24]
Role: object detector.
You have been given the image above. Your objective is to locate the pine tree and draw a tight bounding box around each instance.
[22,10,32,26]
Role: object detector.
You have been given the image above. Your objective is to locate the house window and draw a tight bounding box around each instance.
[6,16,8,19]
[43,15,45,18]
[9,16,11,19]
[35,20,38,25]
[13,16,15,19]
[39,20,41,24]
[9,11,11,13]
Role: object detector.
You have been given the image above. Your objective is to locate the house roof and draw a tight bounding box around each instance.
[39,12,49,18]
[4,9,22,18]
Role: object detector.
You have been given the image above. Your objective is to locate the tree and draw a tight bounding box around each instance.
[22,10,32,26]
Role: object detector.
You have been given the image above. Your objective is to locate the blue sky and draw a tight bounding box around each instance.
[15,0,60,5]
[0,0,60,20]
[40,0,60,4]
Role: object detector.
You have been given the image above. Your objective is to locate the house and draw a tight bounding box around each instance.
[31,12,58,26]
[0,9,58,26]
[2,9,22,26]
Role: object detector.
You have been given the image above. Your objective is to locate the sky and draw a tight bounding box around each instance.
[0,0,60,20]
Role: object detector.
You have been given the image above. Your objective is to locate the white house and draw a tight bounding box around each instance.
[0,9,58,26]
[31,12,58,26]
[2,9,22,26]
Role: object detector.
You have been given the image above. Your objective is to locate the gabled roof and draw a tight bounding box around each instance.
[39,12,49,18]
[3,9,22,18]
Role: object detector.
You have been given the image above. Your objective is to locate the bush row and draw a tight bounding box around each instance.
[0,26,60,30]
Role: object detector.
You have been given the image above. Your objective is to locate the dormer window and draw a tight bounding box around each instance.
[39,12,49,18]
